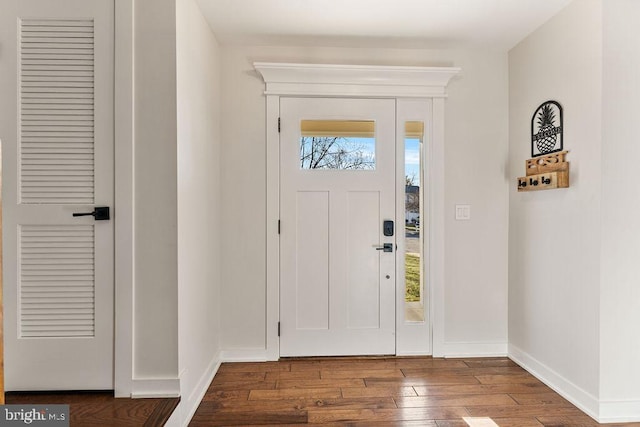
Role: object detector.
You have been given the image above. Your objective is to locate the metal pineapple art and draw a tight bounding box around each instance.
[535,104,557,153]
[531,101,563,157]
[519,100,568,192]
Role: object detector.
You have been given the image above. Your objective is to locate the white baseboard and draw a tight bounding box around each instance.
[177,351,222,427]
[598,399,640,423]
[219,345,505,359]
[441,341,508,358]
[220,348,269,362]
[508,343,599,420]
[396,350,433,357]
[131,378,180,398]
[163,409,181,427]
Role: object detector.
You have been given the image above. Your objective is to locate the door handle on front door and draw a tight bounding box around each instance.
[375,243,393,253]
[73,206,110,221]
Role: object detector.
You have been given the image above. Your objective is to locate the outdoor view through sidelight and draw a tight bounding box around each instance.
[300,120,375,170]
[405,121,425,322]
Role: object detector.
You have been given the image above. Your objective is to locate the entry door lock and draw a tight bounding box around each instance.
[383,220,394,236]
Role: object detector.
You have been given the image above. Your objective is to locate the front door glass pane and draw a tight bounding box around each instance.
[405,121,425,322]
[300,120,376,170]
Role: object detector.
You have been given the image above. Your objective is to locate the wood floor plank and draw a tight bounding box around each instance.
[208,380,277,390]
[70,400,165,427]
[535,415,600,426]
[276,378,365,389]
[236,423,447,427]
[190,409,307,426]
[265,370,321,380]
[395,394,518,408]
[402,366,526,377]
[307,406,471,423]
[248,387,342,400]
[341,386,417,398]
[320,368,404,379]
[289,358,468,371]
[393,359,470,369]
[143,397,181,427]
[366,375,481,386]
[212,371,267,381]
[201,389,251,401]
[296,360,398,371]
[231,424,345,427]
[475,373,545,385]
[466,403,587,418]
[436,417,543,427]
[413,383,551,396]
[347,422,438,427]
[197,396,397,412]
[462,358,521,368]
[435,421,469,427]
[536,417,640,427]
[217,362,291,373]
[481,418,544,427]
[509,392,573,406]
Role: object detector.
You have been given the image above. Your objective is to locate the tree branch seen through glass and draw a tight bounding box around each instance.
[300,136,375,170]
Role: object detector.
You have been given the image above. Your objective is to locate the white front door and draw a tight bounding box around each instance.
[0,0,114,390]
[279,98,396,356]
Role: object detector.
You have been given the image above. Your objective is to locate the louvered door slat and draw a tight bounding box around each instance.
[20,18,95,204]
[20,225,95,338]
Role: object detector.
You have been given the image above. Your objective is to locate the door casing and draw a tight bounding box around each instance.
[255,62,460,360]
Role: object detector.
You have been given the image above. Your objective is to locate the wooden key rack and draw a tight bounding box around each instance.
[517,151,569,192]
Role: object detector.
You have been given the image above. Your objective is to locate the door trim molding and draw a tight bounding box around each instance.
[254,63,460,98]
[255,63,460,360]
[114,0,134,397]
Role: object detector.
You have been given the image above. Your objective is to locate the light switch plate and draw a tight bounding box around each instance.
[455,204,471,220]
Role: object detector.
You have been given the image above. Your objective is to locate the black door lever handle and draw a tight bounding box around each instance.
[73,206,110,221]
[374,243,393,253]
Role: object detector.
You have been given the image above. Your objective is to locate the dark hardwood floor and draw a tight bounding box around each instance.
[191,357,640,427]
[5,391,179,426]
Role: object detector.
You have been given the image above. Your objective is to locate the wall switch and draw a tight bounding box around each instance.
[455,204,471,220]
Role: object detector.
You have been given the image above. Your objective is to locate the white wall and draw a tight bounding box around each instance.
[176,0,222,422]
[600,0,640,415]
[133,0,179,385]
[443,51,509,353]
[508,0,602,414]
[219,46,509,356]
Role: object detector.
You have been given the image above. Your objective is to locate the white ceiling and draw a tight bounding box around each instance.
[195,0,572,50]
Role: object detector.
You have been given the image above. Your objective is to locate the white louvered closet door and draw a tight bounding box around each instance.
[0,0,114,390]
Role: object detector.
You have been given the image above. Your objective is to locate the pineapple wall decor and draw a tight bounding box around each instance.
[518,100,569,192]
[531,100,563,157]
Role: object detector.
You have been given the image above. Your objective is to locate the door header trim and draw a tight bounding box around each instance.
[254,62,460,98]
